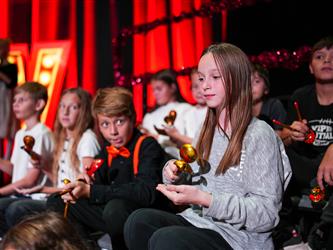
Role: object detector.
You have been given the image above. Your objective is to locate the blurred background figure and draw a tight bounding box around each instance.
[163,68,207,147]
[251,63,287,136]
[0,38,18,160]
[141,69,192,157]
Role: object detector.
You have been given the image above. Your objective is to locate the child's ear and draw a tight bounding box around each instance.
[309,64,314,74]
[171,83,177,93]
[35,99,46,112]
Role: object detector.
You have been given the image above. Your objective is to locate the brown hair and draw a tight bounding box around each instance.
[0,212,89,250]
[14,81,48,114]
[196,43,253,175]
[252,63,270,90]
[311,36,333,60]
[151,69,186,103]
[52,88,94,184]
[92,87,136,123]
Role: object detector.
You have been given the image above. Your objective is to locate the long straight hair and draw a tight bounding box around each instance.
[52,88,94,184]
[196,43,253,175]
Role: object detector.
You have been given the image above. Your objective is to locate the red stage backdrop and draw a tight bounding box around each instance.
[0,0,229,125]
[132,0,216,122]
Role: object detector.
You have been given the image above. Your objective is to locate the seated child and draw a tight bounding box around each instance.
[47,87,167,250]
[3,88,100,228]
[141,69,192,157]
[124,43,291,250]
[0,82,53,236]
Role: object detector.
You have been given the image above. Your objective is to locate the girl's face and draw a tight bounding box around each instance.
[151,79,176,106]
[191,73,206,105]
[251,71,268,103]
[198,53,225,109]
[58,93,81,132]
[97,114,134,148]
[310,47,333,83]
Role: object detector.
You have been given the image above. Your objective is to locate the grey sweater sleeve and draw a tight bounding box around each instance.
[202,122,291,233]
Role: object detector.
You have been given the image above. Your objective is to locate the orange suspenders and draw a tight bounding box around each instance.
[133,135,147,176]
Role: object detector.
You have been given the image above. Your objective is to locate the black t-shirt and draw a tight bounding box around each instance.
[287,84,333,158]
[0,63,18,89]
[259,97,287,130]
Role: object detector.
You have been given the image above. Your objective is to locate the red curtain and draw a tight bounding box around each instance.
[66,0,79,89]
[0,0,9,38]
[82,0,96,95]
[133,0,213,122]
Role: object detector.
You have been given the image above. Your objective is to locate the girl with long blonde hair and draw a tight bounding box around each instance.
[124,43,292,250]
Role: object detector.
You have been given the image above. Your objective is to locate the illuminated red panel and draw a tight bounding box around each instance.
[9,43,29,85]
[133,0,170,119]
[222,10,228,42]
[133,0,147,123]
[171,0,199,104]
[0,0,9,38]
[28,41,71,128]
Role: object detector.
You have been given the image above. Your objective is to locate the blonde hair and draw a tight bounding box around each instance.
[52,88,94,184]
[92,87,136,122]
[1,212,88,250]
[196,43,253,175]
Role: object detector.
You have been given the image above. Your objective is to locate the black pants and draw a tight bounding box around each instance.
[285,146,322,194]
[0,196,32,236]
[124,208,232,250]
[47,194,140,250]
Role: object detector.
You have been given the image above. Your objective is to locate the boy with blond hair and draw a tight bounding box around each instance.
[0,81,53,235]
[48,87,167,250]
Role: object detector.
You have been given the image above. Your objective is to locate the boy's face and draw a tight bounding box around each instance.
[251,71,268,104]
[13,91,39,120]
[97,114,134,148]
[310,47,333,84]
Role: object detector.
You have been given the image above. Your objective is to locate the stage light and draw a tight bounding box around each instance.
[7,56,15,64]
[39,71,51,86]
[9,44,29,84]
[42,55,56,68]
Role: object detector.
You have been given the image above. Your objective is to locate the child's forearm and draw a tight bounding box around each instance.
[0,159,13,175]
[0,182,20,196]
[41,186,62,194]
[173,134,193,147]
[0,174,40,196]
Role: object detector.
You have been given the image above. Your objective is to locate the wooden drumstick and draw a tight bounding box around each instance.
[272,119,297,132]
[293,101,303,121]
[61,178,86,218]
